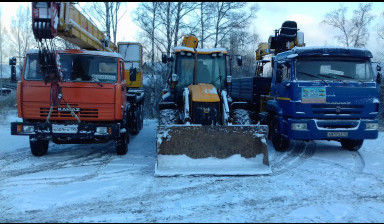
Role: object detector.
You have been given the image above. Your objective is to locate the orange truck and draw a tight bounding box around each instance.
[10,2,144,156]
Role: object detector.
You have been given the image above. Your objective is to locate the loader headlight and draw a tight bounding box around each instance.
[22,125,35,133]
[96,127,108,134]
[291,123,307,130]
[365,123,378,130]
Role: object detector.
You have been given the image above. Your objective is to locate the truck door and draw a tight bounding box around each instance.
[274,60,291,100]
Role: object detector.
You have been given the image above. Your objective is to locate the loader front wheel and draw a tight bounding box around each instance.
[232,109,253,125]
[271,116,290,152]
[30,137,49,157]
[159,109,178,125]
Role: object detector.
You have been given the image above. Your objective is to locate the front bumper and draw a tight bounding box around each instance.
[11,122,122,141]
[284,118,378,140]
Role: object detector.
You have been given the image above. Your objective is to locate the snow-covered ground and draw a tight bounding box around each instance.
[1,109,384,222]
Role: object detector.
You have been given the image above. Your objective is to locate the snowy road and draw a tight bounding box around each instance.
[1,111,384,222]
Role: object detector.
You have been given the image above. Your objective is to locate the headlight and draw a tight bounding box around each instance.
[366,123,378,130]
[96,127,108,134]
[22,125,35,133]
[291,123,307,130]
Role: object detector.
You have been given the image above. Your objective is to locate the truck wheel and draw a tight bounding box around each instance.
[130,107,140,135]
[116,131,129,155]
[340,139,363,151]
[29,137,49,157]
[271,116,290,152]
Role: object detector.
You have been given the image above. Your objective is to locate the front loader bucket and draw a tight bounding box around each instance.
[155,124,271,176]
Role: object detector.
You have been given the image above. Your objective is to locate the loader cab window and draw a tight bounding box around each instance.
[175,52,226,91]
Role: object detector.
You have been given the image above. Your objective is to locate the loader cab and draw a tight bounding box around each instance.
[171,48,227,93]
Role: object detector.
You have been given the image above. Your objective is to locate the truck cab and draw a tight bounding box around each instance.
[11,49,134,156]
[266,47,380,151]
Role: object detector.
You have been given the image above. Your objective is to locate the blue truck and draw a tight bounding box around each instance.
[230,21,381,152]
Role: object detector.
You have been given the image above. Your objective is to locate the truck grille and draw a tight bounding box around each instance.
[40,104,98,118]
[315,120,360,129]
[311,104,363,116]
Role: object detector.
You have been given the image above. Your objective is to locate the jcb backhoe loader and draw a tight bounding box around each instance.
[155,34,271,176]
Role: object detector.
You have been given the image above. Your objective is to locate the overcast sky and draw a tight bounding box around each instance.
[0,2,383,60]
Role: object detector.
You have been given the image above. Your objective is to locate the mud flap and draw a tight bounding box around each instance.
[155,124,271,176]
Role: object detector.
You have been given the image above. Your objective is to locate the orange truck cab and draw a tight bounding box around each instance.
[11,49,144,156]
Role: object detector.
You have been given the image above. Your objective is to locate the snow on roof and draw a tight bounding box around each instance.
[275,46,373,60]
[173,46,227,54]
[26,49,124,59]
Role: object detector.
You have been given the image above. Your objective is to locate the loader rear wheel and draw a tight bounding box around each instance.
[340,139,363,151]
[30,137,49,157]
[116,131,129,155]
[271,116,290,152]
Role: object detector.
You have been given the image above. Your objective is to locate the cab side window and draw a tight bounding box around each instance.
[120,60,125,82]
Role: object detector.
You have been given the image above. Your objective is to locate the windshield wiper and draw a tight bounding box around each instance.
[297,71,328,85]
[339,75,366,85]
[91,77,103,87]
[319,73,346,85]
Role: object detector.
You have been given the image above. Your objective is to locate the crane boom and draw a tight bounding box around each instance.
[32,2,116,52]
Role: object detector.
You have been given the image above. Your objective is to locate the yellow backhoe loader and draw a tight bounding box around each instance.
[155,34,270,176]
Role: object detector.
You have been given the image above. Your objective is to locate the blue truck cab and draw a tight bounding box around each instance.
[265,46,380,151]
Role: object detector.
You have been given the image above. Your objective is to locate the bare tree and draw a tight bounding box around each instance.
[322,3,374,48]
[196,2,215,48]
[9,5,35,72]
[351,3,374,48]
[133,2,162,118]
[209,2,258,48]
[80,2,125,45]
[173,2,199,47]
[0,7,7,91]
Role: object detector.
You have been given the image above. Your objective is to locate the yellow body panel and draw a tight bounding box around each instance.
[181,34,198,48]
[125,70,143,88]
[58,3,116,52]
[188,83,220,103]
[118,42,143,88]
[256,42,270,60]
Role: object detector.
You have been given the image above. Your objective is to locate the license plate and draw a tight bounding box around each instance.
[52,124,78,133]
[327,132,348,137]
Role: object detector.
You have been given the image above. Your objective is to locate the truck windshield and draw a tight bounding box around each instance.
[295,57,373,82]
[24,53,118,83]
[175,52,226,90]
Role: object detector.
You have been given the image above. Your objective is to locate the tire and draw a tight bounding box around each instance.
[116,130,129,155]
[340,139,363,151]
[271,116,290,152]
[130,106,140,135]
[232,109,252,125]
[30,137,49,157]
[159,109,178,125]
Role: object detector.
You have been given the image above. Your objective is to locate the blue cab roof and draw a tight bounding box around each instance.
[275,46,373,61]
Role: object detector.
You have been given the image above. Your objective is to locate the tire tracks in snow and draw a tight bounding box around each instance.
[269,140,316,176]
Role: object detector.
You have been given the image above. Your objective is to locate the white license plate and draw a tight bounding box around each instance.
[327,132,348,137]
[52,124,78,133]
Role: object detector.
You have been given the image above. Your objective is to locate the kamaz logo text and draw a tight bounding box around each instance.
[58,108,80,112]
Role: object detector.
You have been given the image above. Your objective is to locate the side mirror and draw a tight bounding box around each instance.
[226,75,232,84]
[9,57,16,65]
[129,67,137,81]
[377,72,382,84]
[171,73,178,82]
[236,55,242,66]
[162,53,168,64]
